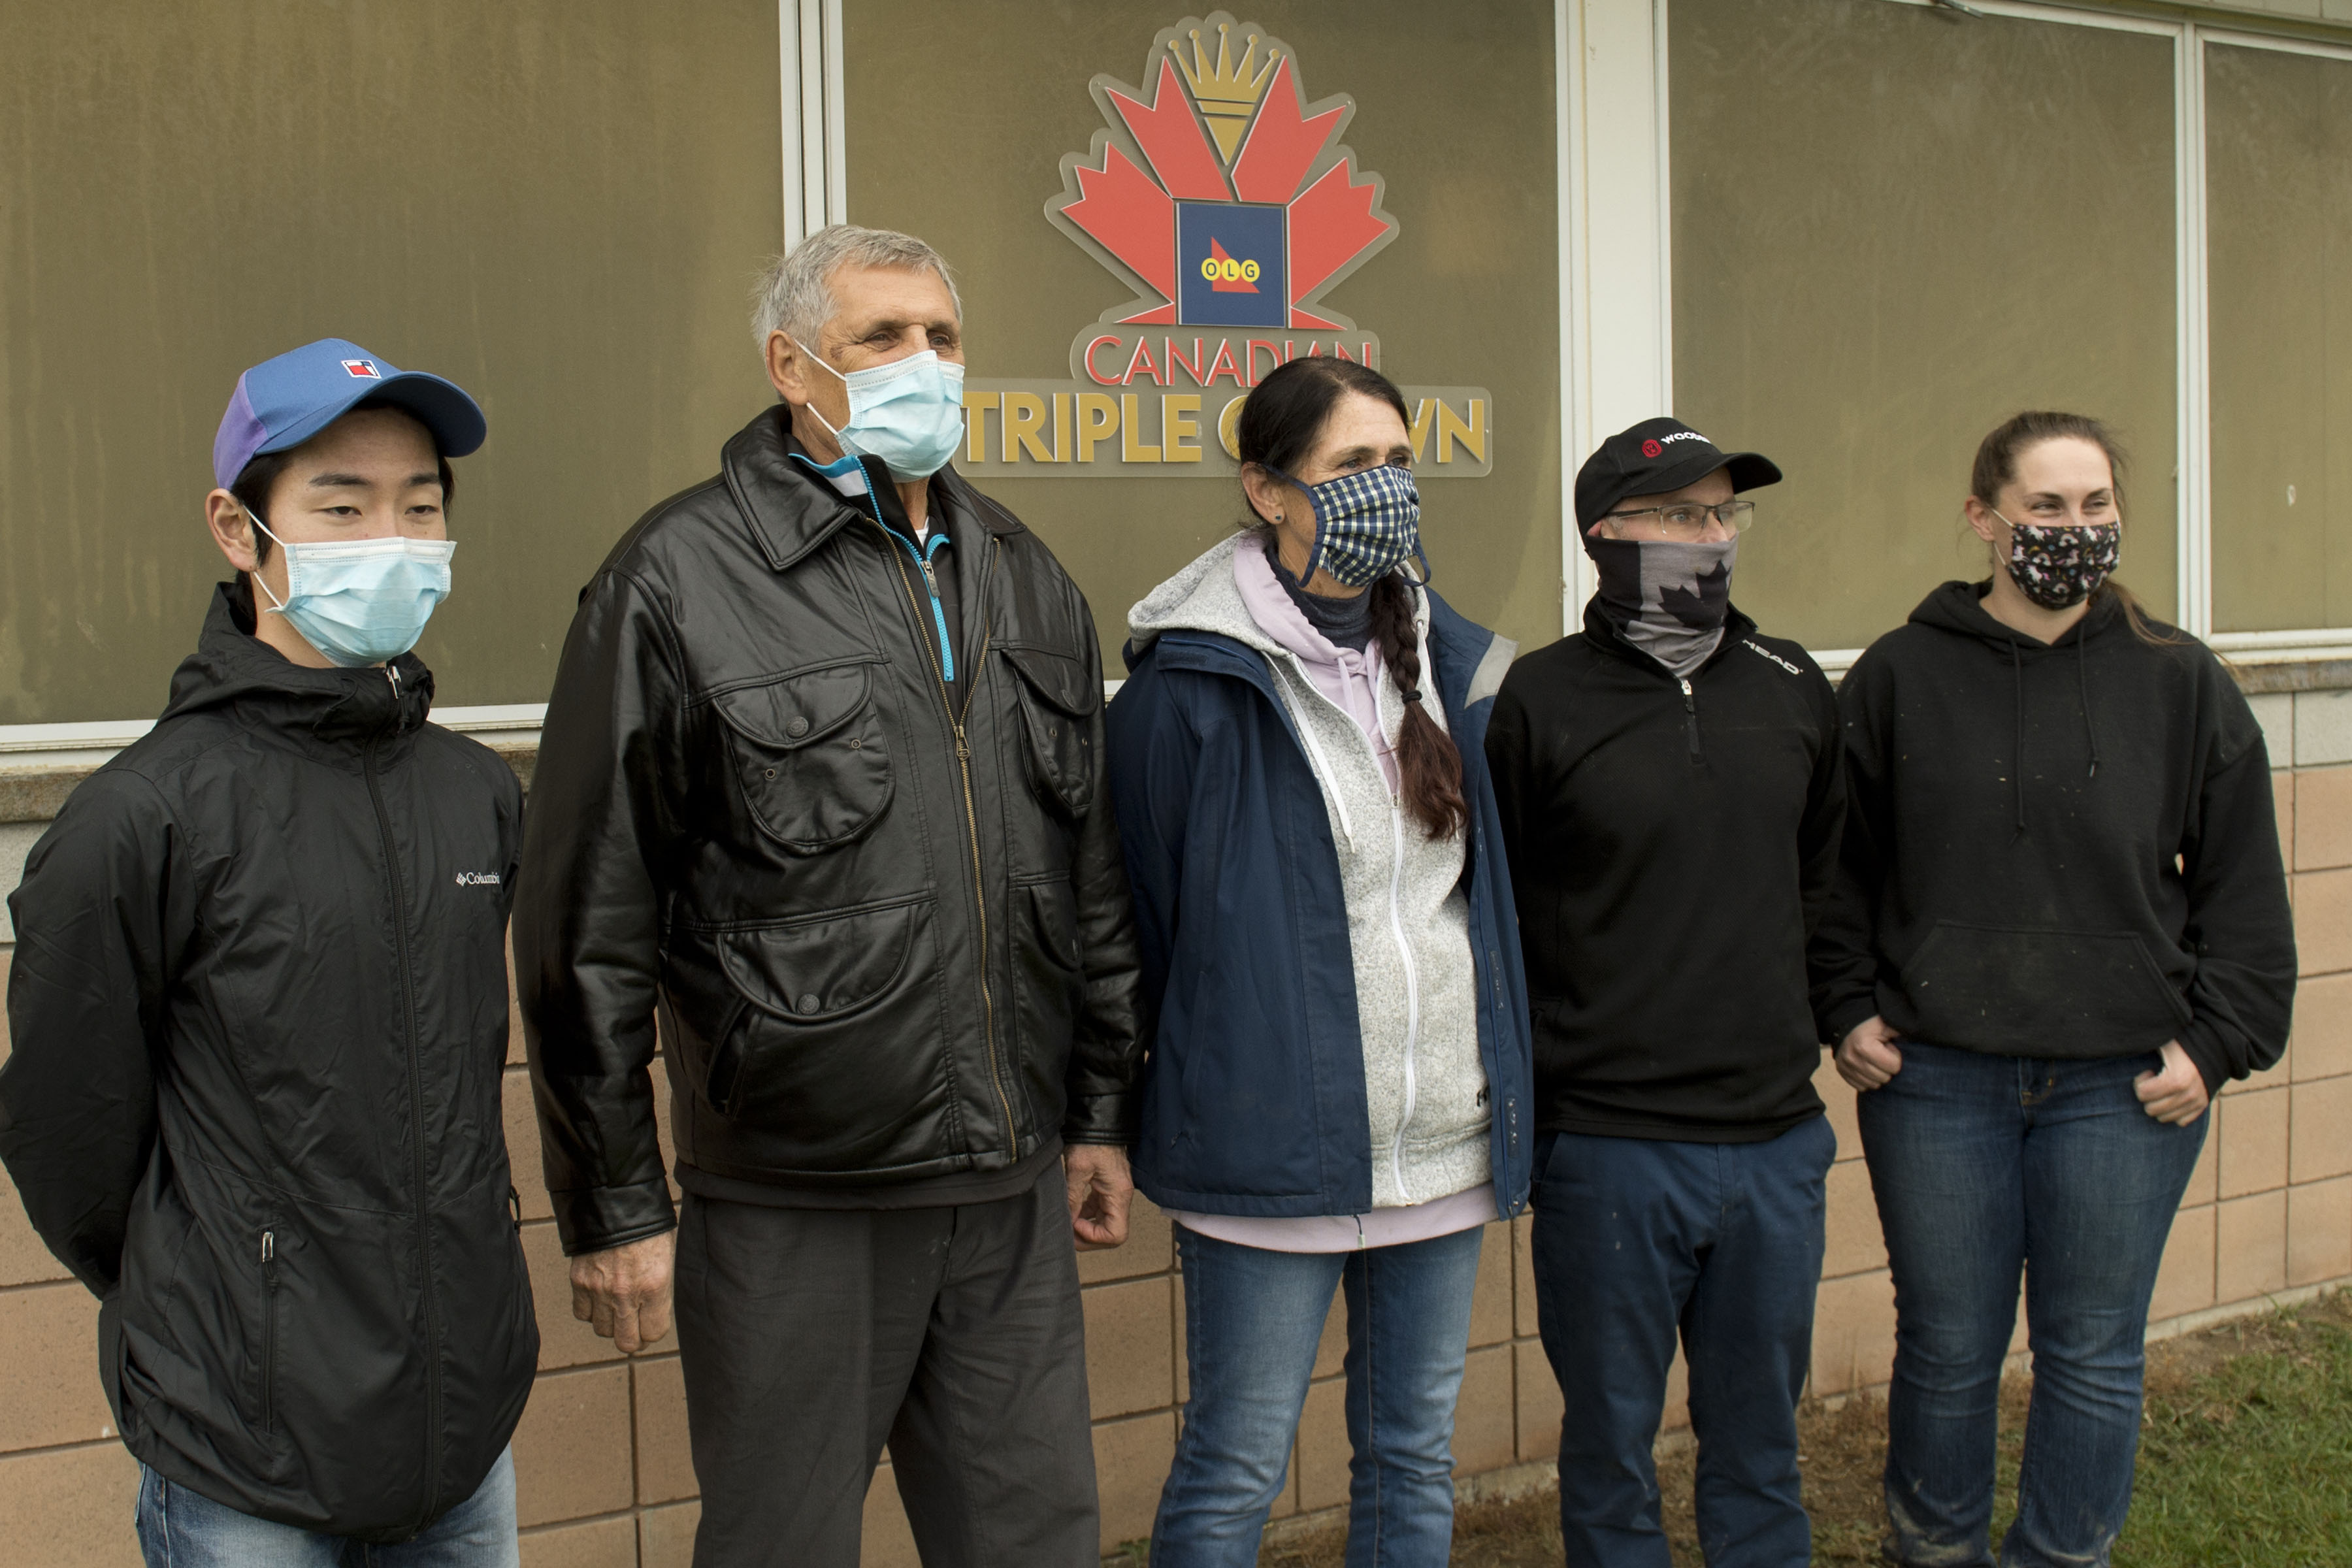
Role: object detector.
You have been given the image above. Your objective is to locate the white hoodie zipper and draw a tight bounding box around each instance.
[1271,647,1424,1203]
[1384,794,1422,1203]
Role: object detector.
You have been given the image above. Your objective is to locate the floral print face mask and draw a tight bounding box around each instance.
[1998,514,2120,610]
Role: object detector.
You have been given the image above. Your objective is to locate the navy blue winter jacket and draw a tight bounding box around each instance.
[1105,590,1534,1219]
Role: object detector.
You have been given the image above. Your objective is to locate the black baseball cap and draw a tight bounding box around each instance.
[1574,416,1782,533]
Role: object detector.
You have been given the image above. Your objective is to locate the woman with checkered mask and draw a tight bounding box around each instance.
[1105,357,1533,1566]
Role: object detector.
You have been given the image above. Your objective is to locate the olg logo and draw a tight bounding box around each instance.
[1177,203,1286,328]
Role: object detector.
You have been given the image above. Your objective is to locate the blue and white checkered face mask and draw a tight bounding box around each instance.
[1273,463,1426,589]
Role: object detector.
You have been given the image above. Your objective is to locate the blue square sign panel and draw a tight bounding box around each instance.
[1176,201,1288,329]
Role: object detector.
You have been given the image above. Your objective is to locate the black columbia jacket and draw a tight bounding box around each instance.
[0,584,535,1537]
[1817,583,2295,1091]
[1485,602,1846,1141]
[514,407,1144,1256]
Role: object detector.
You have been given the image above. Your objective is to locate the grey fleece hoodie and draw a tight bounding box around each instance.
[1128,536,1491,1207]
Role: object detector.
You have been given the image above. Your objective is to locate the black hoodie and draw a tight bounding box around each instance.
[1487,600,1846,1142]
[1816,582,2295,1094]
[0,583,535,1537]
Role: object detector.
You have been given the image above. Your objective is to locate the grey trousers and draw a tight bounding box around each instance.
[674,1169,1100,1568]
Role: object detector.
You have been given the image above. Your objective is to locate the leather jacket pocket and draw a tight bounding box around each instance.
[1010,877,1085,1130]
[713,662,892,853]
[704,898,939,1128]
[1000,645,1098,817]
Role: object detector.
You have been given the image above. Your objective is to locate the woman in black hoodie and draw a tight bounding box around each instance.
[1818,411,2294,1568]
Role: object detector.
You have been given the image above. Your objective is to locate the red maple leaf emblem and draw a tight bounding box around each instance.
[1047,17,1398,333]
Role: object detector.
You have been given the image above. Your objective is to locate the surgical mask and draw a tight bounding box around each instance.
[1587,536,1737,678]
[1268,463,1426,590]
[1998,514,2119,610]
[248,510,453,667]
[793,338,966,482]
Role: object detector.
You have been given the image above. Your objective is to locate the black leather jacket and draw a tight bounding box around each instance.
[515,408,1145,1255]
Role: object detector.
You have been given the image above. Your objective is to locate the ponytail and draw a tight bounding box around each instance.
[1370,573,1468,840]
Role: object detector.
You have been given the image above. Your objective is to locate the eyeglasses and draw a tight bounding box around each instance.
[1598,499,1756,542]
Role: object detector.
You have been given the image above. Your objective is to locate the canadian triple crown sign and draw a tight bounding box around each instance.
[956,13,1493,480]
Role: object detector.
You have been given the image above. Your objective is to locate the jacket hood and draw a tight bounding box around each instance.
[1906,578,2128,652]
[1126,533,1291,664]
[160,581,434,747]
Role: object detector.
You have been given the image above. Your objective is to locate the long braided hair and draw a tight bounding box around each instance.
[1237,358,1468,840]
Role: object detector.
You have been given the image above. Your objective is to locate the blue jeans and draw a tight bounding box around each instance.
[1860,1043,2208,1568]
[1151,1222,1486,1567]
[1530,1116,1836,1568]
[135,1448,518,1567]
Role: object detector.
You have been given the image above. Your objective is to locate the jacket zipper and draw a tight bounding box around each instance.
[876,517,956,683]
[883,532,1017,1147]
[365,669,442,1527]
[260,1228,278,1435]
[1275,649,1430,1201]
[917,555,956,683]
[1384,798,1423,1204]
[1679,676,1702,761]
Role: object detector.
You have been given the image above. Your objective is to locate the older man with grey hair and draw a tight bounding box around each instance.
[514,224,1146,1567]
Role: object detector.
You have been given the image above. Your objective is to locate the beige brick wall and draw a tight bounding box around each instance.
[5,701,2351,1563]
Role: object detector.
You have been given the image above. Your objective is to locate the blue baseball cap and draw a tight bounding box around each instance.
[211,338,487,491]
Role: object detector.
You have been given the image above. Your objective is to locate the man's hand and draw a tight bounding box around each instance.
[1065,1145,1134,1251]
[1835,1016,1904,1092]
[569,1230,676,1354]
[2136,1041,2211,1127]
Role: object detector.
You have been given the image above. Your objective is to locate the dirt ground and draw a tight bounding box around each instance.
[1254,1290,2352,1567]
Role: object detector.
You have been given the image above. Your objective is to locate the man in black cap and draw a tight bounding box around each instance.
[1484,418,1846,1567]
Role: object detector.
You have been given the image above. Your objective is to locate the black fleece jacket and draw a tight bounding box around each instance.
[1486,602,1846,1141]
[1816,583,2295,1094]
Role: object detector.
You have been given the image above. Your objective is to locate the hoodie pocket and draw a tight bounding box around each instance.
[715,662,893,853]
[1899,921,2193,1051]
[999,645,1098,816]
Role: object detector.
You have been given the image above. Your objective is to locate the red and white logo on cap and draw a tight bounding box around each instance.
[341,359,382,379]
[1641,438,1663,458]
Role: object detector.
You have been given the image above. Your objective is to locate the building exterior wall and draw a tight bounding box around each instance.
[0,674,2346,1565]
[10,3,2352,1565]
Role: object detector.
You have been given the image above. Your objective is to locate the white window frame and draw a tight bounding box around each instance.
[1561,0,2352,670]
[779,0,849,250]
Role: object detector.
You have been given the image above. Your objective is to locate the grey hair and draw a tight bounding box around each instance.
[750,224,962,351]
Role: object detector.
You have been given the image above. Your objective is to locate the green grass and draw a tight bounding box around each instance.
[1122,1290,2352,1565]
[2113,1306,2352,1565]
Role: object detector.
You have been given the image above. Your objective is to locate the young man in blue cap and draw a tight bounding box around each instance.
[0,340,536,1565]
[1486,418,1846,1568]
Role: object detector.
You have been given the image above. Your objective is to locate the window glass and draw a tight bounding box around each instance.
[1671,0,2178,655]
[2208,42,2352,633]
[0,1,781,723]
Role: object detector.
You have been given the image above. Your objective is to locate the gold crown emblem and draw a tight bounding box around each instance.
[1175,22,1279,164]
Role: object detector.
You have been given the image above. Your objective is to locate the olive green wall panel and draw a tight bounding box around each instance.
[2208,42,2352,634]
[1671,0,2178,655]
[841,1,1563,666]
[0,0,781,723]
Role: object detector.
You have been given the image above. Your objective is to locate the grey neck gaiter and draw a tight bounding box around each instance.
[1587,536,1738,678]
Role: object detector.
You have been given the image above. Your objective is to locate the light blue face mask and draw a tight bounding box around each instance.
[249,510,454,668]
[793,338,967,482]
